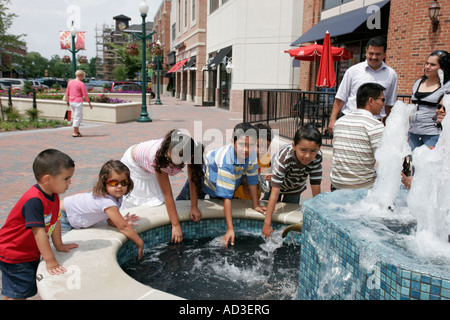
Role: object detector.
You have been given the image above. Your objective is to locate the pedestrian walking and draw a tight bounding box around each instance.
[65,70,92,137]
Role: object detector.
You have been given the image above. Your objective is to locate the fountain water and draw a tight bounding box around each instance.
[298,99,450,300]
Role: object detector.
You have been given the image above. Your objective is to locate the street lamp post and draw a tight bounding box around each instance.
[135,0,155,122]
[68,23,80,79]
[154,42,162,105]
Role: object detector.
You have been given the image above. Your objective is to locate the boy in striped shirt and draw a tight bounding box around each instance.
[176,123,266,246]
[330,82,386,190]
[262,124,323,238]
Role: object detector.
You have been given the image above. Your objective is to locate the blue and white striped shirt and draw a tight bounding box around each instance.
[202,144,258,199]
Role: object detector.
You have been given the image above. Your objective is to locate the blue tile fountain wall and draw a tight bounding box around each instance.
[298,191,450,300]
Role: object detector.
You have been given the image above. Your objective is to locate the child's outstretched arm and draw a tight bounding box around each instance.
[155,171,183,243]
[188,165,202,222]
[262,186,281,238]
[105,206,144,260]
[51,221,79,253]
[248,184,266,213]
[32,227,67,275]
[223,198,234,247]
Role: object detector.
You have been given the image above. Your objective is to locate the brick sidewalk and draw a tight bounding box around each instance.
[0,94,332,299]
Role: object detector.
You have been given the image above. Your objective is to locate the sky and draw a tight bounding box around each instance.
[7,0,162,60]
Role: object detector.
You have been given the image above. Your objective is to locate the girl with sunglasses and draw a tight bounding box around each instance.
[60,160,144,260]
[120,129,204,244]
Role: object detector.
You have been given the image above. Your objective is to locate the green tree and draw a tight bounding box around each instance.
[0,0,26,73]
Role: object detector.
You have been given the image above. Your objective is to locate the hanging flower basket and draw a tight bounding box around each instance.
[78,56,88,64]
[162,63,169,70]
[62,55,71,63]
[148,62,156,69]
[126,43,138,56]
[149,42,163,56]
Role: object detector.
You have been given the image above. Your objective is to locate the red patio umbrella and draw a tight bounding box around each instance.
[284,42,353,62]
[316,31,336,88]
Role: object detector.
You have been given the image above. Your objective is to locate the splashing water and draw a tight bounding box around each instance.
[345,98,450,262]
[121,230,300,300]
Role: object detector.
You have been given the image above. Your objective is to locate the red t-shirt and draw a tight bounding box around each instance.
[0,185,60,263]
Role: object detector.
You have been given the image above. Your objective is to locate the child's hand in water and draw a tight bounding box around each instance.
[124,212,140,226]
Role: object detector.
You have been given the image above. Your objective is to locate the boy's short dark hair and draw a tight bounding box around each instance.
[356,83,386,108]
[232,122,256,143]
[366,36,387,52]
[293,124,322,147]
[32,149,75,180]
[253,123,273,142]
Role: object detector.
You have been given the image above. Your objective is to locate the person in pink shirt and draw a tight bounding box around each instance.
[65,70,92,137]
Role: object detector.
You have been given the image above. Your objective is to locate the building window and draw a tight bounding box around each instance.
[178,0,181,32]
[184,0,188,28]
[210,0,219,14]
[322,0,353,11]
[192,0,196,21]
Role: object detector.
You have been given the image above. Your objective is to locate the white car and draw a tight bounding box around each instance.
[0,78,28,90]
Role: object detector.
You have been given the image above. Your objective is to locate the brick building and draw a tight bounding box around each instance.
[297,0,450,96]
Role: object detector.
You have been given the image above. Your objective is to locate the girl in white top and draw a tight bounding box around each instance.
[60,160,144,260]
[120,129,204,244]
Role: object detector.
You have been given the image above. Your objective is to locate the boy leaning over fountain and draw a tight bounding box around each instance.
[0,149,78,300]
[176,123,266,246]
[262,124,323,238]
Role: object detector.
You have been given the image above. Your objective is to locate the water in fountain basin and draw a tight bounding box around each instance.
[121,229,300,300]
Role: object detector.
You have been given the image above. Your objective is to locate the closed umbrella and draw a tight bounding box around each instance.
[316,31,336,88]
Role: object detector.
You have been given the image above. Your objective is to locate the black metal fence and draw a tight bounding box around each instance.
[243,89,411,146]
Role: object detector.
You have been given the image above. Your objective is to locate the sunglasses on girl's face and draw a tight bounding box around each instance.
[105,179,130,187]
[437,104,446,111]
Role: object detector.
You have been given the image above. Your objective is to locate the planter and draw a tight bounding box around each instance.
[151,48,163,56]
[62,56,71,64]
[126,48,138,56]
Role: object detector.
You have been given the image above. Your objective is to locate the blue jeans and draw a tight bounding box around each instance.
[176,179,207,200]
[408,132,440,151]
[60,210,73,235]
[261,187,301,204]
[0,259,40,299]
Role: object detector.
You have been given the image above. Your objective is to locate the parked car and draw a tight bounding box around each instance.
[31,80,49,90]
[111,83,142,92]
[0,80,12,90]
[110,81,155,98]
[0,78,28,90]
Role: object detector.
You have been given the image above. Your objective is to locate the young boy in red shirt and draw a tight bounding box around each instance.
[0,149,78,299]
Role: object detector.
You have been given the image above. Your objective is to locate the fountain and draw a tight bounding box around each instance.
[298,99,450,300]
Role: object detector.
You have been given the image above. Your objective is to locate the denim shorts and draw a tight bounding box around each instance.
[0,259,40,299]
[60,210,73,235]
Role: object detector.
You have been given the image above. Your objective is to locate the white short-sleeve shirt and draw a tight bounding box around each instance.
[335,60,398,119]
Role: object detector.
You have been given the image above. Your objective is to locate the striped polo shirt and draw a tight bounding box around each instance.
[331,109,384,189]
[202,144,258,199]
[270,144,322,195]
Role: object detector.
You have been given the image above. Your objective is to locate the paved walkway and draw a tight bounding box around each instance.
[0,95,331,299]
[0,95,332,228]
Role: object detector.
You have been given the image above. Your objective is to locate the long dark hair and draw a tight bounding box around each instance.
[153,129,205,193]
[426,50,450,84]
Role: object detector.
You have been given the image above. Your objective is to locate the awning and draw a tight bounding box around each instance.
[167,59,188,73]
[291,0,390,46]
[208,45,232,68]
[183,56,196,70]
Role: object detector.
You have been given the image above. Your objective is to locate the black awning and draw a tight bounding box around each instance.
[184,56,196,69]
[208,45,232,68]
[291,0,390,46]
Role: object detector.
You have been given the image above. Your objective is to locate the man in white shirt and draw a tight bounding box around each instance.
[328,37,398,134]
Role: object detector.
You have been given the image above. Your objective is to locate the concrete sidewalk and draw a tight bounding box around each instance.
[0,95,332,228]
